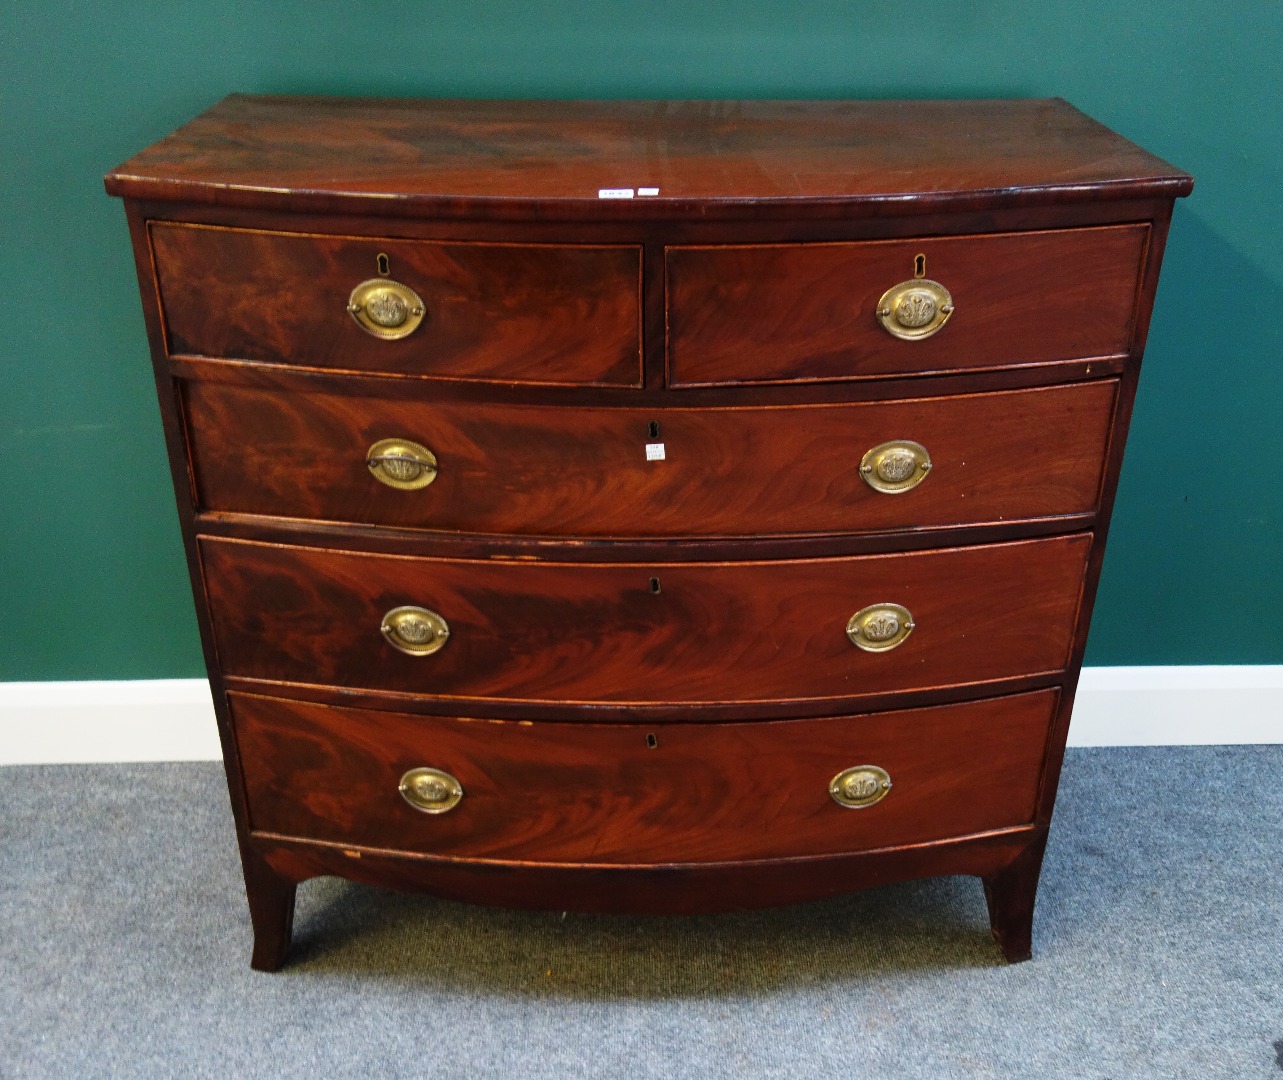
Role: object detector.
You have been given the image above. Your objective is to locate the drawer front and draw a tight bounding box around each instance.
[186,377,1116,537]
[232,688,1056,863]
[201,535,1090,706]
[150,223,643,386]
[667,225,1148,386]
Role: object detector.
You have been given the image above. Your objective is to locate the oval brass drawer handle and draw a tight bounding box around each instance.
[846,603,914,651]
[829,765,893,809]
[348,278,425,339]
[875,278,953,340]
[381,605,450,656]
[399,767,463,814]
[860,439,931,494]
[367,438,439,490]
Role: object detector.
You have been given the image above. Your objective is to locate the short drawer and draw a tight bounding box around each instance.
[185,376,1116,537]
[232,688,1056,863]
[149,223,643,386]
[201,534,1090,708]
[666,225,1148,386]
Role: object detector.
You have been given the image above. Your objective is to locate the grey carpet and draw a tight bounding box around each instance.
[2,746,1280,1079]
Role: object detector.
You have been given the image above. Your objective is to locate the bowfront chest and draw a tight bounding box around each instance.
[106,97,1191,969]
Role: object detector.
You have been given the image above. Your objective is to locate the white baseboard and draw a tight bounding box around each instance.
[0,667,1279,765]
[0,679,221,765]
[1066,666,1282,747]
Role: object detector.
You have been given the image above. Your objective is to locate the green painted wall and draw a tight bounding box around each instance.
[3,2,1280,680]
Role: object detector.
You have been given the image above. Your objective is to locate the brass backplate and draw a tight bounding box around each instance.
[860,439,931,494]
[367,438,439,490]
[846,602,914,652]
[875,278,953,340]
[381,605,450,656]
[399,767,463,814]
[829,765,893,809]
[348,278,426,340]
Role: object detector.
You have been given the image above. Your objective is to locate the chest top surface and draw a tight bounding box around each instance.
[105,95,1192,220]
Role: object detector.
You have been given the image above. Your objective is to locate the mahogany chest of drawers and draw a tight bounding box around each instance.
[106,97,1191,970]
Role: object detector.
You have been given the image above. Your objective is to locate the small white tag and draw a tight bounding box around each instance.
[645,442,666,461]
[598,188,635,199]
[637,187,660,196]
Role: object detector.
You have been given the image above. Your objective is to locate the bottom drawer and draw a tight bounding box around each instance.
[233,690,1057,864]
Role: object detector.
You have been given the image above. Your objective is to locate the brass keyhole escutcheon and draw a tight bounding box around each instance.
[348,278,426,339]
[860,439,931,494]
[367,438,439,490]
[399,767,463,814]
[875,278,954,340]
[381,606,450,656]
[829,765,893,809]
[846,603,915,652]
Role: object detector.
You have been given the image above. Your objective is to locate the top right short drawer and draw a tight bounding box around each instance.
[666,224,1149,387]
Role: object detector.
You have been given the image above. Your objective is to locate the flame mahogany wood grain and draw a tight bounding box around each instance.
[150,223,643,386]
[105,97,1192,221]
[667,226,1147,386]
[230,688,1056,864]
[107,98,1192,969]
[183,375,1117,538]
[199,534,1090,708]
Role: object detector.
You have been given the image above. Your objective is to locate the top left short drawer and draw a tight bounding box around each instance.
[148,223,643,387]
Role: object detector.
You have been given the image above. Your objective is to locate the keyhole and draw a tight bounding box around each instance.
[914,253,926,278]
[649,577,662,594]
[377,252,390,276]
[647,420,660,439]
[646,733,658,749]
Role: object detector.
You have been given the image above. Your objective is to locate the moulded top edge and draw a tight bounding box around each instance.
[104,95,1194,219]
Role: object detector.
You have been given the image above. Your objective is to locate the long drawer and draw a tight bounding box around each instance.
[201,534,1090,706]
[232,688,1057,863]
[184,376,1117,537]
[667,225,1148,386]
[149,223,643,386]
